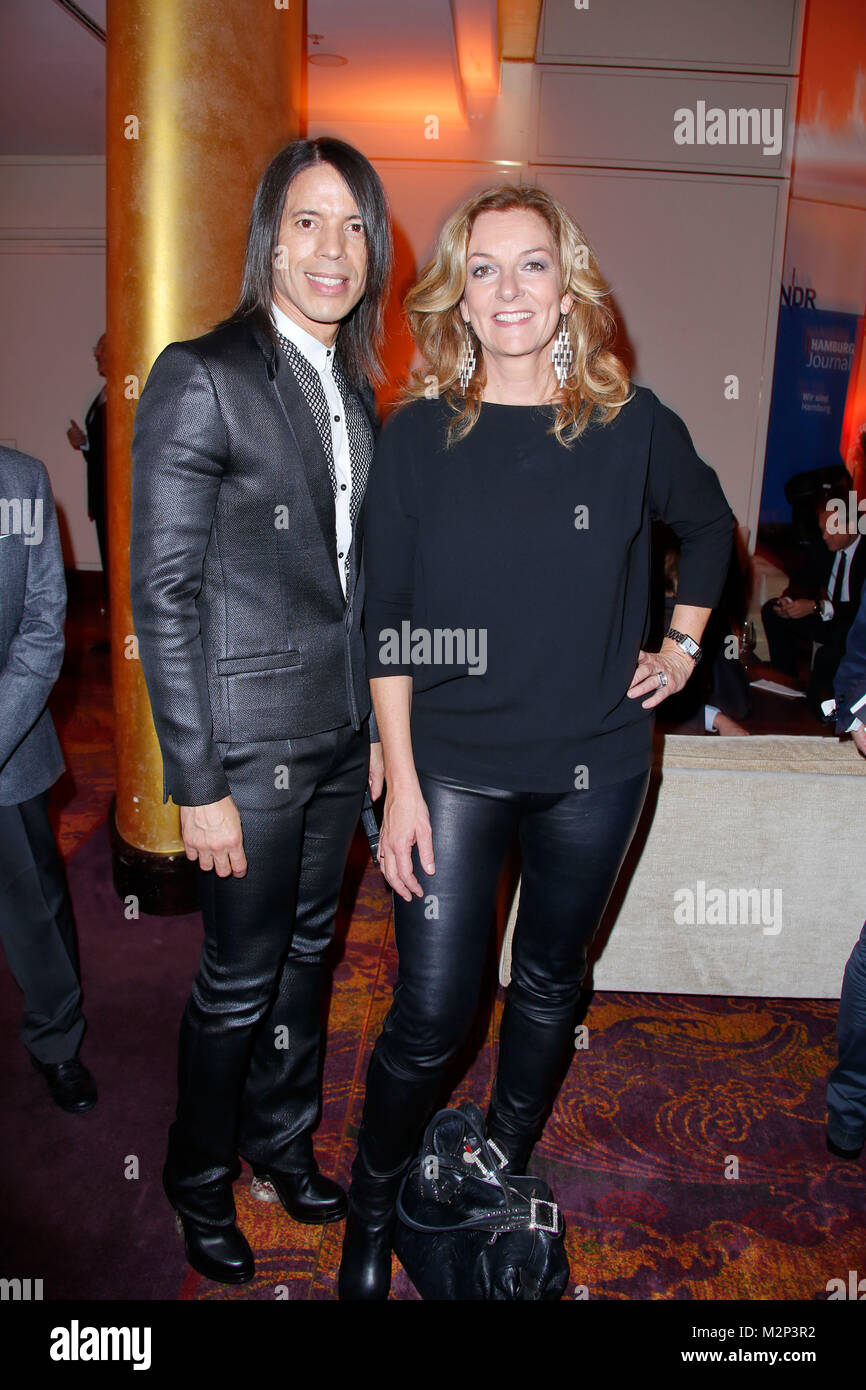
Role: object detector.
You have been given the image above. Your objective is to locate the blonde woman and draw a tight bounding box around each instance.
[338,185,733,1299]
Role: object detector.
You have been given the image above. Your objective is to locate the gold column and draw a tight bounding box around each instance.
[106,0,303,900]
[498,0,542,59]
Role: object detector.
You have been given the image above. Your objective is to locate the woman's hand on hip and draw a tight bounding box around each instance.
[378,782,435,902]
[627,647,694,709]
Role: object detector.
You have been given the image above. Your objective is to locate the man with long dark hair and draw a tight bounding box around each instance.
[130,138,389,1284]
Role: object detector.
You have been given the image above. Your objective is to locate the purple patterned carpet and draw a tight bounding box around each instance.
[1,818,863,1302]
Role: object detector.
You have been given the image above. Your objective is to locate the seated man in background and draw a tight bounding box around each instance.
[761,492,865,718]
[825,582,866,1160]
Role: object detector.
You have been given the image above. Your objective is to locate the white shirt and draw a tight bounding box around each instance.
[822,534,861,622]
[271,301,353,599]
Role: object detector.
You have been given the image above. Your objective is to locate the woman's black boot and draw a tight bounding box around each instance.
[338,1048,439,1300]
[485,1104,536,1174]
[337,1155,408,1301]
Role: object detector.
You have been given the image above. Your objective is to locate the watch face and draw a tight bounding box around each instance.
[669,629,700,660]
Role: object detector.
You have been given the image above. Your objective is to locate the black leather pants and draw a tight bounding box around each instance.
[356,767,651,1174]
[165,724,368,1218]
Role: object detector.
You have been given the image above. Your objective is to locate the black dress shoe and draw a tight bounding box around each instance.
[827,1133,864,1161]
[252,1167,347,1225]
[30,1055,97,1113]
[172,1209,254,1284]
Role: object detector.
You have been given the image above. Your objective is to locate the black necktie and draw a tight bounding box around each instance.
[831,550,849,605]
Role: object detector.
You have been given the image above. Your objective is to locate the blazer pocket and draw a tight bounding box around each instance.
[215,650,303,743]
[216,650,301,676]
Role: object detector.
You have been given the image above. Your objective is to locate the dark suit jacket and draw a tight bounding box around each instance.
[835,583,866,733]
[130,313,377,808]
[0,447,66,805]
[82,389,106,522]
[787,535,866,637]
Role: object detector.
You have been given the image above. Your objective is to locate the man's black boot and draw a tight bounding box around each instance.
[251,1164,347,1224]
[172,1211,254,1285]
[164,1161,253,1285]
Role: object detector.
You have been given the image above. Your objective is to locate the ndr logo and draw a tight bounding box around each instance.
[780,268,816,310]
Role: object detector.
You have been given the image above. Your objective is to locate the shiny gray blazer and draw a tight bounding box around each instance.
[0,447,66,805]
[130,313,376,808]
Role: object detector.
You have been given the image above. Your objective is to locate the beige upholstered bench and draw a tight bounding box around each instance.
[499,734,866,999]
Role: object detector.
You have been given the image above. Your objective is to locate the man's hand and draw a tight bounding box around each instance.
[369,740,385,801]
[774,596,816,620]
[852,725,866,757]
[67,420,86,450]
[179,795,247,877]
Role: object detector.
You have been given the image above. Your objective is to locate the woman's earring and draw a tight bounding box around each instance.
[457,322,477,393]
[552,315,573,388]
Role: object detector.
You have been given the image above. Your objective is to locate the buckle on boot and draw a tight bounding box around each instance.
[529,1197,559,1234]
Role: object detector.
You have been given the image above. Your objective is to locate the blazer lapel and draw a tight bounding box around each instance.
[343,372,379,609]
[268,348,343,597]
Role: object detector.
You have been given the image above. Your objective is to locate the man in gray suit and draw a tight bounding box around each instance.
[131,138,388,1285]
[0,446,96,1113]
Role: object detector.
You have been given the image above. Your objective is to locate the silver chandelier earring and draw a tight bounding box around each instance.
[552,315,573,388]
[457,322,477,393]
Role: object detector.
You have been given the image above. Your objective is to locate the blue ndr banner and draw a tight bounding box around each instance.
[760,306,858,525]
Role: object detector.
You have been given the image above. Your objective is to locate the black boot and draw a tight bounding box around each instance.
[485,1105,536,1174]
[251,1163,347,1224]
[337,1157,408,1301]
[164,1157,253,1285]
[172,1208,254,1285]
[338,1048,441,1301]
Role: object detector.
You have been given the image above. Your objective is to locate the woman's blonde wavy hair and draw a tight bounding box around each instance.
[403,184,632,446]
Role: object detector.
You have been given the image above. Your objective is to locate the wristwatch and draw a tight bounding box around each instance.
[814,598,824,616]
[666,627,702,665]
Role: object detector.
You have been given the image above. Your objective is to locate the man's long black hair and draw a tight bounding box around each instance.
[225,137,391,389]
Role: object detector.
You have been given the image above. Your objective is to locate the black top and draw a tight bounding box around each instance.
[364,386,733,792]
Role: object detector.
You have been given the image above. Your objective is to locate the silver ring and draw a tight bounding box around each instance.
[656,670,668,688]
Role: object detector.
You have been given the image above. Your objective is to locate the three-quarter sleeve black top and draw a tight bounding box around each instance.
[363,386,733,792]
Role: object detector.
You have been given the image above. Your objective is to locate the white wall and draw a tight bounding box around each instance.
[0,156,105,570]
[315,63,798,541]
[782,197,866,315]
